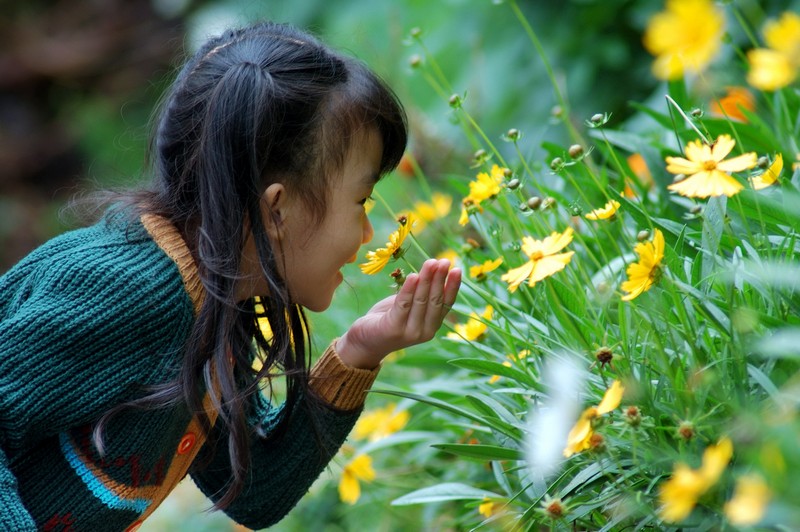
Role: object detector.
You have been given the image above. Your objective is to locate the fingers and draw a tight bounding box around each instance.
[391,259,461,340]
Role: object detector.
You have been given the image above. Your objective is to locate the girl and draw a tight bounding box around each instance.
[0,21,461,530]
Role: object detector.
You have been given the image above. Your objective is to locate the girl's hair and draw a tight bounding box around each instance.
[95,21,407,508]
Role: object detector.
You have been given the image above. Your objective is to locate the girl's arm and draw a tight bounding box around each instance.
[189,259,461,528]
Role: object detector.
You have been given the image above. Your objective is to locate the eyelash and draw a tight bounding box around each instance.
[359,195,375,205]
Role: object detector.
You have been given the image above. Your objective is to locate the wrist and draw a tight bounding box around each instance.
[335,334,379,370]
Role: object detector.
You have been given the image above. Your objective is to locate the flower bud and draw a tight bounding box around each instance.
[526,196,542,210]
[757,156,769,168]
[507,178,521,190]
[637,230,650,242]
[568,144,584,158]
[409,27,422,38]
[502,167,513,178]
[678,421,695,441]
[589,433,606,452]
[518,201,530,212]
[541,197,556,209]
[543,497,565,519]
[594,346,613,367]
[473,148,487,162]
[625,406,642,428]
[390,268,405,286]
[506,128,520,141]
[550,157,564,170]
[690,108,703,118]
[408,54,422,68]
[551,105,563,119]
[590,113,605,124]
[448,94,462,108]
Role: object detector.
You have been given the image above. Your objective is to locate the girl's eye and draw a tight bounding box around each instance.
[359,195,375,206]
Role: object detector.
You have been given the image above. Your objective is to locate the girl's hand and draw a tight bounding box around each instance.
[336,259,462,369]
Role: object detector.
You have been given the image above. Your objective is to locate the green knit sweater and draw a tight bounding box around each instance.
[0,214,379,531]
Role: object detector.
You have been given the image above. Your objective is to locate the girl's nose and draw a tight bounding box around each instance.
[362,214,374,245]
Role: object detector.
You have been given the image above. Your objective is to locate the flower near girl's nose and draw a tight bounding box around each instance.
[359,214,415,275]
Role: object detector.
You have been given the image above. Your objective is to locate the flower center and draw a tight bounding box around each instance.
[530,250,544,260]
[703,160,718,171]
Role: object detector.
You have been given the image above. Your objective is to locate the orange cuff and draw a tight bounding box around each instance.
[309,340,380,411]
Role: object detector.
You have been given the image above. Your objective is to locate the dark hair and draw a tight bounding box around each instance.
[94,21,407,509]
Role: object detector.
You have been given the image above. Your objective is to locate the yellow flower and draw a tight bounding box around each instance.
[360,214,415,275]
[585,200,621,221]
[459,165,505,226]
[659,437,733,522]
[447,305,493,342]
[469,258,504,280]
[724,474,771,526]
[501,227,575,292]
[412,192,452,231]
[747,12,800,91]
[621,228,664,301]
[436,248,461,269]
[353,403,410,442]
[750,153,783,190]
[478,498,498,518]
[338,454,375,505]
[710,86,755,123]
[563,381,624,458]
[489,350,529,384]
[666,135,758,198]
[643,0,725,80]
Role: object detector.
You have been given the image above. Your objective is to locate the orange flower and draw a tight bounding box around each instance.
[710,87,755,123]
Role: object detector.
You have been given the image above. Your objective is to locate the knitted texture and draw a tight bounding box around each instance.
[0,214,377,530]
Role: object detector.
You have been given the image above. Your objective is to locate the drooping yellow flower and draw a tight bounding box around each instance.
[352,403,410,442]
[643,0,725,80]
[585,200,621,221]
[459,165,505,226]
[501,227,575,292]
[360,214,415,275]
[724,474,771,526]
[447,305,493,342]
[469,258,504,280]
[750,154,783,190]
[747,12,800,91]
[710,86,755,123]
[621,228,664,301]
[563,381,625,458]
[666,135,758,198]
[412,192,452,231]
[659,437,733,522]
[338,454,376,505]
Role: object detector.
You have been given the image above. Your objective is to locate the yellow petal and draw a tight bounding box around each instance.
[750,153,783,190]
[699,437,732,485]
[338,471,361,504]
[585,200,621,220]
[724,474,771,526]
[527,252,574,286]
[665,156,701,175]
[709,134,735,162]
[658,464,707,522]
[716,152,758,173]
[667,170,743,198]
[597,380,625,414]
[501,261,535,293]
[563,408,597,458]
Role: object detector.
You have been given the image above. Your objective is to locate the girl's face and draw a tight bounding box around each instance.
[273,128,380,311]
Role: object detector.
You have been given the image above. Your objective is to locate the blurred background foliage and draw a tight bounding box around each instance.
[3,0,799,530]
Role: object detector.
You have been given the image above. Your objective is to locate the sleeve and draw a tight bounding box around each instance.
[190,341,380,529]
[0,242,194,523]
[0,447,36,529]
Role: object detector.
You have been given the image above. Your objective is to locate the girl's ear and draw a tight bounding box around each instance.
[262,183,288,237]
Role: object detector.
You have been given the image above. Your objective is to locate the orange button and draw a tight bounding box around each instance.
[177,432,196,454]
[125,520,143,532]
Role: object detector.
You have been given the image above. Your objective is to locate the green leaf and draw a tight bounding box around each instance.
[391,483,501,506]
[701,195,725,285]
[448,358,536,387]
[431,443,525,461]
